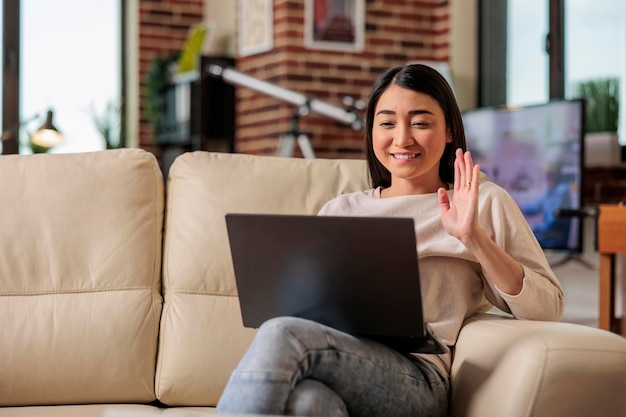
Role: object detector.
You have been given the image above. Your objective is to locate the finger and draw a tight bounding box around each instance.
[454,148,463,190]
[438,187,450,212]
[470,163,481,194]
[472,163,481,186]
[464,150,474,183]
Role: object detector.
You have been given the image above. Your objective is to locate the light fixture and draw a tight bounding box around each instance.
[1,110,64,154]
[30,110,63,148]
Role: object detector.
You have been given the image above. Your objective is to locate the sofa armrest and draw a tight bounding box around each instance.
[451,313,626,417]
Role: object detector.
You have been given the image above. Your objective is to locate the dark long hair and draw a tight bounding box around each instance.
[364,64,466,188]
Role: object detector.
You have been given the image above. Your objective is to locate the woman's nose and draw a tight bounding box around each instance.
[393,124,415,147]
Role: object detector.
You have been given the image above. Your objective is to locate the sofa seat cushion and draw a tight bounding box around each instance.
[451,313,626,417]
[156,151,368,406]
[0,149,164,406]
[0,404,167,417]
[0,404,218,417]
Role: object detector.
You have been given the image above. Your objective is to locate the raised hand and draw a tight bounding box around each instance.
[438,148,481,244]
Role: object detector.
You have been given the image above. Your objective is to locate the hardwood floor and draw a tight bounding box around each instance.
[553,256,601,328]
[550,217,625,333]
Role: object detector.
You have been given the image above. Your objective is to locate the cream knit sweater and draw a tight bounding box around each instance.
[318,181,565,376]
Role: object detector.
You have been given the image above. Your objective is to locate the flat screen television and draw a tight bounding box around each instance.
[462,99,585,253]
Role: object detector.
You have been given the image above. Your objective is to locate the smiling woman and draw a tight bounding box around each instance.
[16,0,122,154]
[372,85,452,196]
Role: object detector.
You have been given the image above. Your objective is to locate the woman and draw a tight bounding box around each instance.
[216,64,564,417]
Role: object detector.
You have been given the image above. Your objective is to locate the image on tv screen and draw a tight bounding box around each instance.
[463,99,584,253]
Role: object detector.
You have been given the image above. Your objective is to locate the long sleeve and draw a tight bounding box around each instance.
[317,182,564,348]
[477,183,564,321]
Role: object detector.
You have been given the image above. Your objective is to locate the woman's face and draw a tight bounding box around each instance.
[372,84,451,193]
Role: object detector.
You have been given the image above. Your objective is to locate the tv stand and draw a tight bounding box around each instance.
[548,252,595,269]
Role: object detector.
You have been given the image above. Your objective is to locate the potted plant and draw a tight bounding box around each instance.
[143,52,180,136]
[91,100,125,149]
[575,77,620,165]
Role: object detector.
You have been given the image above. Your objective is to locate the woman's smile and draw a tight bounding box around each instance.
[391,152,420,161]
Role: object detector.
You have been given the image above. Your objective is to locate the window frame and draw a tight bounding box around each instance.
[478,0,565,107]
[2,0,20,154]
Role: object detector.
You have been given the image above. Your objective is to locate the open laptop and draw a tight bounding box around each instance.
[225,213,448,354]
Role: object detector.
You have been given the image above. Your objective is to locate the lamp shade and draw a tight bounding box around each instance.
[31,110,63,148]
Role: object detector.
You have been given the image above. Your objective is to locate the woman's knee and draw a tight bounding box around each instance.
[286,379,348,417]
[261,316,315,331]
[256,316,323,345]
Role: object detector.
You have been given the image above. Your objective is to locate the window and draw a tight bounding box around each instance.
[480,0,625,144]
[507,0,549,106]
[1,0,123,154]
[565,0,625,142]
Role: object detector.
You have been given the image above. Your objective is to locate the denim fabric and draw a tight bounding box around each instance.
[216,316,449,417]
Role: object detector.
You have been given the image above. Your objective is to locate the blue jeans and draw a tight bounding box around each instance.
[216,317,449,417]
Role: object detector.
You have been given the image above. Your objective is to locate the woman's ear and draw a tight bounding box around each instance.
[446,131,453,143]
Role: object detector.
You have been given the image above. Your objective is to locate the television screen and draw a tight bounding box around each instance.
[462,99,585,253]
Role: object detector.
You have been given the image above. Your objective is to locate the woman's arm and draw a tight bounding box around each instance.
[438,149,564,321]
[438,149,523,296]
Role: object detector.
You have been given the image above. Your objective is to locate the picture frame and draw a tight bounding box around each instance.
[238,0,273,56]
[304,0,365,52]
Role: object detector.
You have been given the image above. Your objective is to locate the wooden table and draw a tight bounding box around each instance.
[597,204,626,333]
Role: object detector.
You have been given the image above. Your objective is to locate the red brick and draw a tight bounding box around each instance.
[135,0,450,158]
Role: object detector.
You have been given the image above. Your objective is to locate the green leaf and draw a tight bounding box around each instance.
[574,77,620,133]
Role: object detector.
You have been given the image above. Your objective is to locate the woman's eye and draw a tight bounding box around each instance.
[412,121,428,128]
[379,122,394,127]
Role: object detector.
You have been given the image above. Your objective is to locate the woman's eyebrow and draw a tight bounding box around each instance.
[408,109,434,115]
[375,109,434,116]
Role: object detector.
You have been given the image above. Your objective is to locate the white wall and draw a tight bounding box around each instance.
[204,0,237,57]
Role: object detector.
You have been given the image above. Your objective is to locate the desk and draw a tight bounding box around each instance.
[597,204,626,333]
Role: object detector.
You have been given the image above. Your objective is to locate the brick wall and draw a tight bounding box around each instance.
[236,0,450,159]
[138,0,204,151]
[135,0,450,159]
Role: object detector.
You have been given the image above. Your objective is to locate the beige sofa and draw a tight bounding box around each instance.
[1,148,625,417]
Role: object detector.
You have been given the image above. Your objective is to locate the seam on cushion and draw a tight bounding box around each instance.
[161,154,178,294]
[148,151,165,388]
[150,291,162,399]
[155,291,171,400]
[0,286,155,296]
[155,152,181,403]
[166,289,238,297]
[149,149,164,308]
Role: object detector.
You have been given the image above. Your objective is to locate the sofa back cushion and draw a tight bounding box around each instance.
[156,151,369,406]
[0,149,164,406]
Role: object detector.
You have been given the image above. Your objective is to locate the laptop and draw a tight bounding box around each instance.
[225,213,448,354]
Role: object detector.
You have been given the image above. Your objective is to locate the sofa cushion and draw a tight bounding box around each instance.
[0,149,164,406]
[156,151,369,406]
[451,313,626,417]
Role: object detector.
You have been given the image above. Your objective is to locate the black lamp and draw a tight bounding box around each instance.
[1,110,63,152]
[30,110,63,148]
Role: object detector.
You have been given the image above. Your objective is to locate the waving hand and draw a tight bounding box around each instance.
[438,148,481,243]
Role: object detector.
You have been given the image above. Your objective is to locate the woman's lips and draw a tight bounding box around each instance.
[391,153,419,160]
